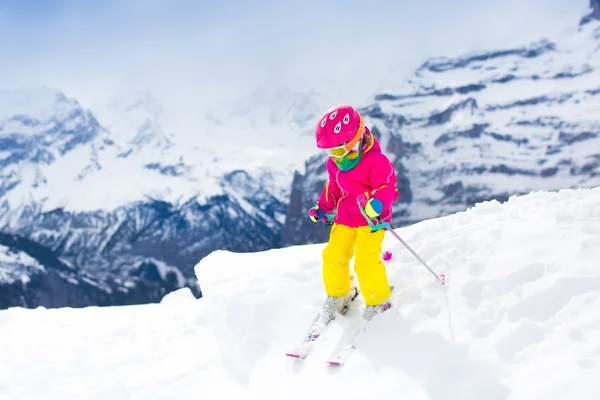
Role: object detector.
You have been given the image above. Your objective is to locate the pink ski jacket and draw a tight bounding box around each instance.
[316,137,398,228]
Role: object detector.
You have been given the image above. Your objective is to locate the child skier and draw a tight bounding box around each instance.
[308,104,399,321]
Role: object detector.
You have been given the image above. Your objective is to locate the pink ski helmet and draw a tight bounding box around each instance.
[315,105,365,156]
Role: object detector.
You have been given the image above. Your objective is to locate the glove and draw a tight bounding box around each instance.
[357,193,383,219]
[308,205,325,223]
[365,198,383,218]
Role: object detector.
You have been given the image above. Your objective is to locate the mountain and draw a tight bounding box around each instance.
[0,231,199,309]
[2,186,600,399]
[0,87,295,308]
[581,0,600,25]
[283,18,600,245]
[100,90,173,152]
[0,87,109,201]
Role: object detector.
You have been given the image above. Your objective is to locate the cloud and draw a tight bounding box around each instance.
[0,0,589,125]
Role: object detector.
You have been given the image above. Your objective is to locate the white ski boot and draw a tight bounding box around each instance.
[310,286,360,335]
[323,286,360,316]
[363,300,392,321]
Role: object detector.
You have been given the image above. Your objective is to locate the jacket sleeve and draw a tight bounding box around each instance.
[368,155,398,211]
[316,160,342,214]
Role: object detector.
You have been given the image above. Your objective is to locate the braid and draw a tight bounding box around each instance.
[361,128,374,151]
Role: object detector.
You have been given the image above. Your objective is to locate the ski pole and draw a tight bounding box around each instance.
[385,228,446,285]
[356,199,445,285]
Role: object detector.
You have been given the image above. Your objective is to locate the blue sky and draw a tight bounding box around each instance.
[0,0,590,117]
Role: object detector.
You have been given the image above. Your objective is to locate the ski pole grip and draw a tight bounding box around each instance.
[357,200,389,232]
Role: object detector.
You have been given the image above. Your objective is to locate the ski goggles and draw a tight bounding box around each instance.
[325,140,361,159]
[323,118,366,159]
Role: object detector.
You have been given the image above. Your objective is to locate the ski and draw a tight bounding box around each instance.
[326,339,359,366]
[325,313,376,366]
[285,286,359,360]
[326,286,395,367]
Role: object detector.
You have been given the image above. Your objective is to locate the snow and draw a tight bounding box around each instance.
[0,301,245,399]
[0,244,44,283]
[1,186,600,399]
[0,87,76,127]
[98,90,171,150]
[149,259,186,288]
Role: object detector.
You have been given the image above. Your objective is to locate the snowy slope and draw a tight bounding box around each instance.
[1,186,599,399]
[196,187,600,399]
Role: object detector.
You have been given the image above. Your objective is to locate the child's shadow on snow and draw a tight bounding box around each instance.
[358,313,509,400]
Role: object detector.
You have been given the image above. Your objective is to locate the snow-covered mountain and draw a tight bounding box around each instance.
[1,186,599,399]
[581,0,600,25]
[0,87,301,308]
[0,231,198,309]
[101,90,173,152]
[283,17,600,245]
[0,87,109,202]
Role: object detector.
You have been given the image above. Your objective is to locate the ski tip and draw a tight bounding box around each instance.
[285,353,304,359]
[326,360,343,366]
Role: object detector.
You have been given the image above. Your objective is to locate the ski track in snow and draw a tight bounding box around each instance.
[1,187,600,399]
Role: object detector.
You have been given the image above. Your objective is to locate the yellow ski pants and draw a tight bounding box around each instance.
[322,223,391,306]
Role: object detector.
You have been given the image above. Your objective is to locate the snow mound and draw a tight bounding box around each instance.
[160,287,197,305]
[0,299,246,399]
[195,186,600,399]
